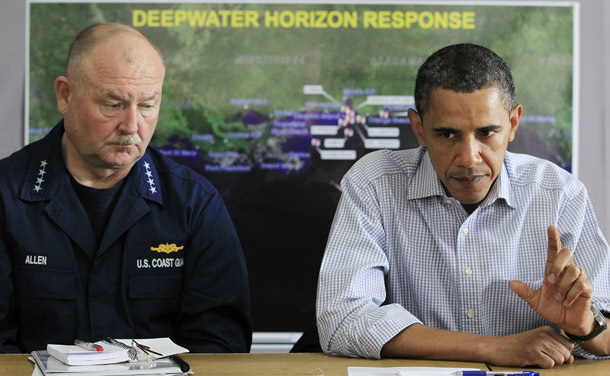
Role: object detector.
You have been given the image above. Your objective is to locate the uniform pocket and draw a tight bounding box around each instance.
[13,267,77,348]
[126,247,184,336]
[14,268,76,299]
[125,237,185,337]
[126,239,186,275]
[12,249,76,300]
[128,273,182,299]
[126,239,185,300]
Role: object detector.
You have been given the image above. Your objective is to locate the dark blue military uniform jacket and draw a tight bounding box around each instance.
[0,121,251,353]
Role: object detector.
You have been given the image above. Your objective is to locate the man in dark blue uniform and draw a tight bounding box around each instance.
[0,23,251,353]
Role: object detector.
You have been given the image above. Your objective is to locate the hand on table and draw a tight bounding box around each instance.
[491,326,574,368]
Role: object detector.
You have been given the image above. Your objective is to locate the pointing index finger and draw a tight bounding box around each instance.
[546,225,562,277]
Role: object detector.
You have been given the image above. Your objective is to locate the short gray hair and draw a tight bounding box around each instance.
[65,22,164,79]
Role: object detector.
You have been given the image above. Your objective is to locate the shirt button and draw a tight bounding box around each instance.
[465,267,473,275]
[445,199,452,205]
[462,227,469,235]
[467,309,476,318]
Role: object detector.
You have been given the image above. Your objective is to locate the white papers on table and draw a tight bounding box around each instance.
[113,337,189,359]
[46,337,188,366]
[33,337,190,376]
[31,351,186,376]
[46,342,130,366]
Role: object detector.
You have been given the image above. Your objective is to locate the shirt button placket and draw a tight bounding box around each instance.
[459,223,478,331]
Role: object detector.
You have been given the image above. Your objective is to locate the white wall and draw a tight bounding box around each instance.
[1,0,609,240]
[579,0,609,237]
[0,1,25,157]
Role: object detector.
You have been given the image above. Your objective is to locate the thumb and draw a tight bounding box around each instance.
[509,280,536,304]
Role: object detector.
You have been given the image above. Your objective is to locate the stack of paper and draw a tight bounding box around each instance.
[46,342,130,365]
[31,351,185,376]
[30,337,190,376]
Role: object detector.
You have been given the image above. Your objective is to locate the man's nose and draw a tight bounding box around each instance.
[118,106,139,134]
[456,136,483,168]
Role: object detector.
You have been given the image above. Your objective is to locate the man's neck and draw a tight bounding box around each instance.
[67,166,131,189]
[461,202,480,215]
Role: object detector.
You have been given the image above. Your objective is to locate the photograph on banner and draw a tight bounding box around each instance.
[27,1,576,331]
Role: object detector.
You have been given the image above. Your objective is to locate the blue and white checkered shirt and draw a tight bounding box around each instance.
[316,147,610,359]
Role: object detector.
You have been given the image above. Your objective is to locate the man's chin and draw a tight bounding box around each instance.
[446,181,491,203]
[100,155,140,170]
[451,190,488,206]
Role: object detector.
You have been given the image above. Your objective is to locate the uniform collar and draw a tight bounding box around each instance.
[20,120,163,206]
[407,148,514,209]
[20,122,66,202]
[133,152,163,205]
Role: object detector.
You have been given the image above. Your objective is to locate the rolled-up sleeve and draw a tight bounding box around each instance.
[316,170,421,359]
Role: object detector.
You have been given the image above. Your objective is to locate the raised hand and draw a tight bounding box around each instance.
[509,225,594,335]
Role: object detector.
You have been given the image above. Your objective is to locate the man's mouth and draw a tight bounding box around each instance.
[452,175,485,185]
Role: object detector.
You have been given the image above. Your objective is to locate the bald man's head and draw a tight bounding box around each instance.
[54,22,165,182]
[65,22,164,81]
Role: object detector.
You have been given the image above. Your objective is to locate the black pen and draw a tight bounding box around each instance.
[170,354,190,372]
[132,339,163,356]
[105,337,137,360]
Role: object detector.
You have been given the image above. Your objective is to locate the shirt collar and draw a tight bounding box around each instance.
[406,149,446,200]
[479,163,513,209]
[406,148,514,209]
[20,120,163,205]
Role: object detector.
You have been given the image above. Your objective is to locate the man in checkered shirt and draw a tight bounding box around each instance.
[316,44,610,368]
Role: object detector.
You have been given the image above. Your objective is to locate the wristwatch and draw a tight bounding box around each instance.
[565,306,608,343]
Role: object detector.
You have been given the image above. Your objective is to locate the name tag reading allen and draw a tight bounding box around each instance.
[25,255,47,265]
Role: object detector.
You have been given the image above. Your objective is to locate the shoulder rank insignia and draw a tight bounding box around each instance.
[33,159,48,192]
[143,161,157,194]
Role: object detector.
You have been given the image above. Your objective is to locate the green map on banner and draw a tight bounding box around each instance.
[28,1,575,331]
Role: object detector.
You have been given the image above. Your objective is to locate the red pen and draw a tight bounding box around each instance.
[74,339,104,352]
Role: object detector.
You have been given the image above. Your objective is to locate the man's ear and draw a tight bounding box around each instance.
[54,76,72,115]
[408,108,426,146]
[508,104,522,142]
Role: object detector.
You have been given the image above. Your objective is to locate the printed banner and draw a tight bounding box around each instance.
[27,1,576,331]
